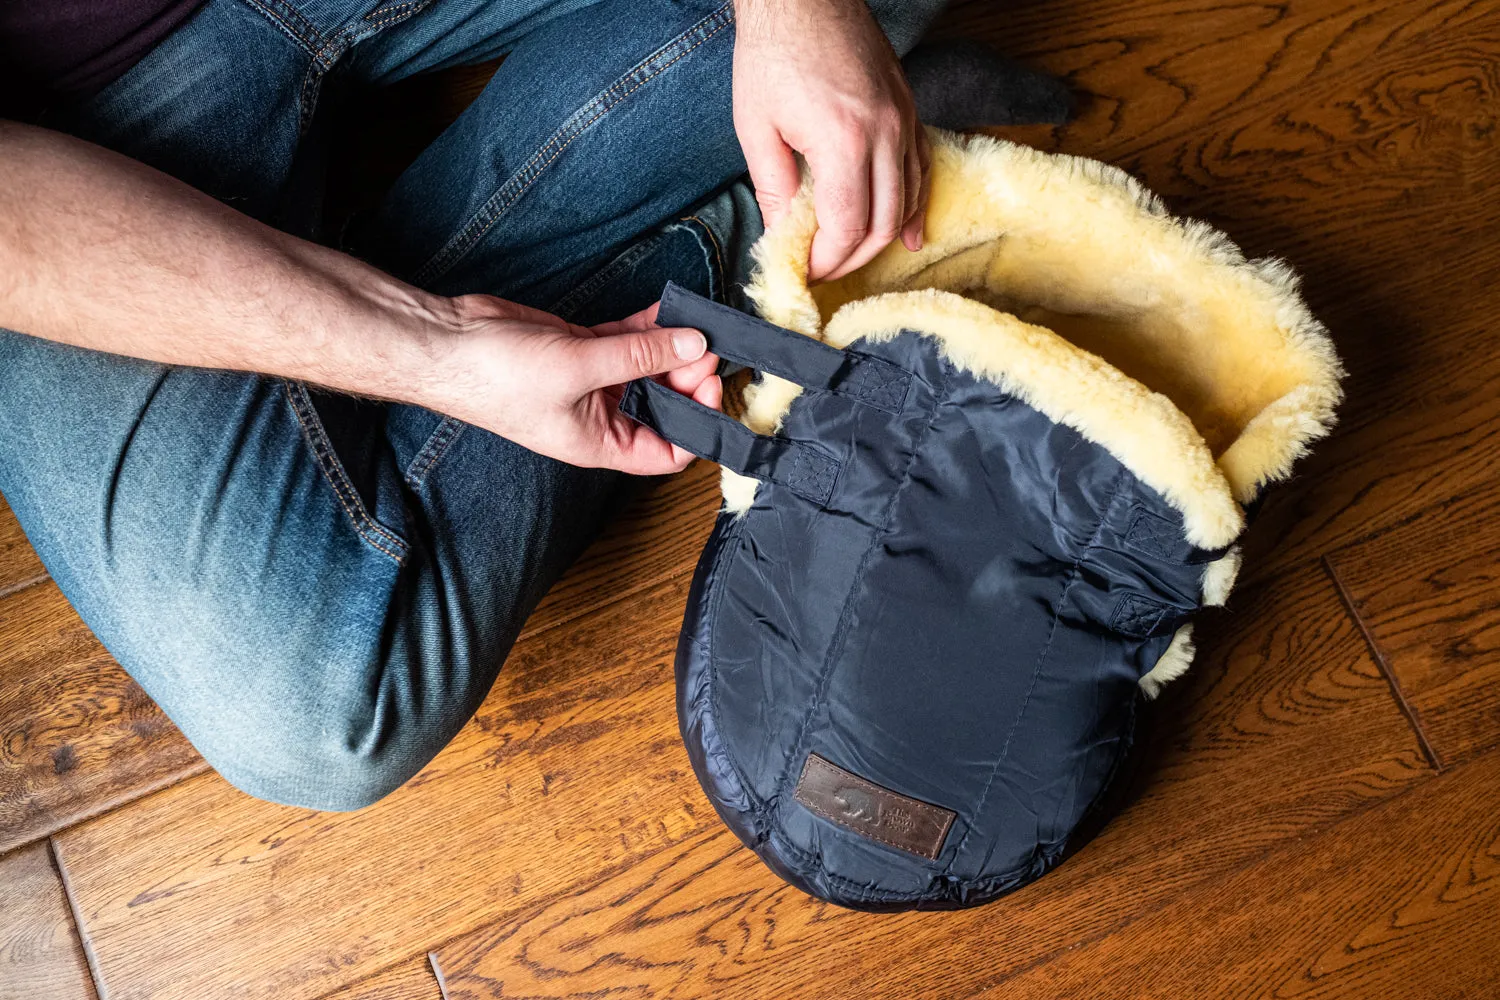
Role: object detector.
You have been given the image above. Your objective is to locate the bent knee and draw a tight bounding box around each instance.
[202,700,452,811]
[165,641,473,812]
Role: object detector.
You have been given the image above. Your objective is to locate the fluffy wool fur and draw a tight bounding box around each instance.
[727,128,1343,691]
[1140,626,1197,699]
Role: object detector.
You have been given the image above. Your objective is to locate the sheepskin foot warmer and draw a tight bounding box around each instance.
[620,128,1343,910]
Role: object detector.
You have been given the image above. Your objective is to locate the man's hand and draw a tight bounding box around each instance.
[429,297,721,476]
[733,0,928,281]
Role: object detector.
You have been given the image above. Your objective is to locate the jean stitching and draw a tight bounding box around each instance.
[236,0,323,55]
[412,1,735,287]
[294,0,434,133]
[283,382,408,564]
[545,234,663,317]
[404,415,464,490]
[284,383,407,560]
[415,5,733,284]
[365,0,420,21]
[680,214,726,300]
[942,468,1129,876]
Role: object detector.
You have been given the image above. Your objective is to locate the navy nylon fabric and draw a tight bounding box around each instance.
[630,287,1213,910]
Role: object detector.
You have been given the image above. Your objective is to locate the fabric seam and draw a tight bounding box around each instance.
[404,415,465,490]
[942,467,1129,875]
[770,349,949,826]
[235,0,323,55]
[704,513,760,821]
[292,0,434,134]
[283,382,408,564]
[679,214,726,301]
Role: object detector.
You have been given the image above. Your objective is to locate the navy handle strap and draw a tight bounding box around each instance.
[620,379,839,506]
[656,282,911,413]
[618,283,923,506]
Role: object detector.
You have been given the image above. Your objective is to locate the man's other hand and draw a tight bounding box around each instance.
[733,0,928,281]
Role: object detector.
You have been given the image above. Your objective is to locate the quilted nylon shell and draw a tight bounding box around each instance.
[676,329,1214,910]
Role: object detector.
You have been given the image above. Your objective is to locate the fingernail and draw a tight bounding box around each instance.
[672,330,706,361]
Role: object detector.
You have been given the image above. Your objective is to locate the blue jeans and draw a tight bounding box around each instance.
[0,0,944,809]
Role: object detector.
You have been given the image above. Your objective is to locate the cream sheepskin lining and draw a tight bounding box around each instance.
[732,128,1342,553]
[1140,626,1196,699]
[724,128,1342,694]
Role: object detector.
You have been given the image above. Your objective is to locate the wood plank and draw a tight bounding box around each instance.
[971,0,1495,165]
[317,960,442,1000]
[1328,479,1500,766]
[968,748,1500,1000]
[0,842,97,1000]
[52,574,715,1000]
[0,494,46,598]
[951,0,1500,586]
[522,459,719,639]
[0,582,205,855]
[426,565,1431,999]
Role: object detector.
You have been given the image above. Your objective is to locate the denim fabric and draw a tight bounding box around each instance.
[0,0,945,809]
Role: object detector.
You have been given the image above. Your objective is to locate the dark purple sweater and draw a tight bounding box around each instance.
[1,0,205,116]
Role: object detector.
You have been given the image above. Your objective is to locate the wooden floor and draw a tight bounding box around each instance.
[4,0,1499,996]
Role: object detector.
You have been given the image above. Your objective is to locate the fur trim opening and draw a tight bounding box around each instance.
[731,129,1342,548]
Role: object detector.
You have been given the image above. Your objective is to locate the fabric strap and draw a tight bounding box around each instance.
[618,284,915,506]
[620,379,839,505]
[656,282,912,412]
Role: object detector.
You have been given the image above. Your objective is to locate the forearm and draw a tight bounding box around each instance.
[0,120,457,405]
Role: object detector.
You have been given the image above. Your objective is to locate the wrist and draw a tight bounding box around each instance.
[336,266,469,412]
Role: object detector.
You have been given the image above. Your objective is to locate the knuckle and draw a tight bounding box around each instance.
[875,106,905,133]
[830,222,870,243]
[757,190,790,212]
[828,114,867,145]
[627,336,661,378]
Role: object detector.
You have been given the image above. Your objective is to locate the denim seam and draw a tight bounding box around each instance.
[283,382,409,564]
[236,0,324,56]
[293,0,435,133]
[404,415,465,490]
[941,468,1129,876]
[545,234,664,316]
[411,1,735,287]
[680,215,726,301]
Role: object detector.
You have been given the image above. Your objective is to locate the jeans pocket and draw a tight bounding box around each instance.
[283,381,411,564]
[547,215,726,325]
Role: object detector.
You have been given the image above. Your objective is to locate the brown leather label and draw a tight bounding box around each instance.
[793,754,956,860]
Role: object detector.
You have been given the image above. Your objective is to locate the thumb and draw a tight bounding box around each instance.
[575,326,707,389]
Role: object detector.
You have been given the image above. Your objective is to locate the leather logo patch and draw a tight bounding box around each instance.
[794,754,956,860]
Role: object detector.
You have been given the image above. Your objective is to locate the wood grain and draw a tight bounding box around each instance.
[316,960,443,1000]
[424,567,1430,1000]
[1328,479,1500,766]
[955,0,1500,586]
[969,748,1500,1000]
[0,495,46,598]
[0,582,206,855]
[0,842,97,1000]
[51,575,715,1000]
